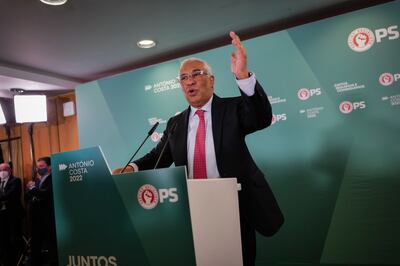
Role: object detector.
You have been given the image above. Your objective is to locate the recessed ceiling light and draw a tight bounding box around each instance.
[137,40,156,49]
[10,88,26,94]
[40,0,68,6]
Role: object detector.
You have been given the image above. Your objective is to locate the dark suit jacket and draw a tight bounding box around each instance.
[26,174,56,233]
[0,176,24,220]
[135,81,284,236]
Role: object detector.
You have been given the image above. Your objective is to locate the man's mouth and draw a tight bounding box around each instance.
[187,88,197,96]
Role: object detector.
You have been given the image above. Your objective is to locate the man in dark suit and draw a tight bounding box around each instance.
[26,157,58,266]
[0,162,24,266]
[115,31,283,265]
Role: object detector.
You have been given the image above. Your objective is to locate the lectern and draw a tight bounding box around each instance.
[52,146,242,266]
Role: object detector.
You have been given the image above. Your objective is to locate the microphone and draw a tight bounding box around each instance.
[120,122,159,173]
[154,120,178,169]
[147,122,159,136]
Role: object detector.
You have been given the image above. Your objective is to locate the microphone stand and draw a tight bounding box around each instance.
[28,123,36,180]
[154,121,178,169]
[120,122,159,173]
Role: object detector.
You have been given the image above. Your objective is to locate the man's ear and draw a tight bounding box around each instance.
[210,75,215,88]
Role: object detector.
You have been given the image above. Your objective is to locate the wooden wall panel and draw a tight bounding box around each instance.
[56,93,79,152]
[0,92,79,185]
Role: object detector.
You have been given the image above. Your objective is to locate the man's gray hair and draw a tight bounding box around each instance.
[179,57,213,75]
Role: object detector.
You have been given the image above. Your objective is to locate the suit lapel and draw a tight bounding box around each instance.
[172,107,190,167]
[174,96,225,172]
[211,95,225,167]
[4,176,14,191]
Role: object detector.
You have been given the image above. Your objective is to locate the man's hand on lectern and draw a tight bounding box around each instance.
[112,165,135,175]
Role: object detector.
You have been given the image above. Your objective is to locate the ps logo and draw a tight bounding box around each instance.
[348,25,399,52]
[298,88,321,101]
[375,25,399,43]
[137,184,179,209]
[339,101,366,114]
[379,72,400,86]
[137,184,159,209]
[272,114,287,125]
[158,188,178,203]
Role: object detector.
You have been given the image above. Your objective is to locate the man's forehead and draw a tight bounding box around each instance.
[180,60,205,73]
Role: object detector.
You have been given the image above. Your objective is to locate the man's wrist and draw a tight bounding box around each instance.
[236,72,256,96]
[128,163,139,172]
[235,71,250,80]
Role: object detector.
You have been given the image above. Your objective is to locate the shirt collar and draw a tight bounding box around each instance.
[190,95,213,117]
[40,173,50,181]
[1,176,9,185]
[38,174,50,188]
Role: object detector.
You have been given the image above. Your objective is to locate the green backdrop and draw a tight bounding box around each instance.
[76,2,400,265]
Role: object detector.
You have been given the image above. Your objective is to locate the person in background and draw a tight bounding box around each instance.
[26,157,58,266]
[0,162,24,266]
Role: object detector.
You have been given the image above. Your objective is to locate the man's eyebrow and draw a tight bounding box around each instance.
[181,68,202,74]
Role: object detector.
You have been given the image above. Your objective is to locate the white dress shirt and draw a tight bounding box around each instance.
[132,73,257,177]
[187,96,219,178]
[0,176,9,190]
[186,73,256,178]
[38,173,50,188]
[0,176,9,210]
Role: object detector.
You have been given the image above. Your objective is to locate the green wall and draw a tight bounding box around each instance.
[76,2,400,265]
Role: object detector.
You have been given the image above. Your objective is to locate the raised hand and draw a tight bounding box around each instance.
[230,31,249,80]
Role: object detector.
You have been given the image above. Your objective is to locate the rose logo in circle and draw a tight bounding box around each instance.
[137,184,159,209]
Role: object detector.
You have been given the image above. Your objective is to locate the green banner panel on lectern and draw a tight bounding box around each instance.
[51,146,196,266]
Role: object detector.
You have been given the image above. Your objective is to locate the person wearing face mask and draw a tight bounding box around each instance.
[0,162,24,266]
[26,157,58,266]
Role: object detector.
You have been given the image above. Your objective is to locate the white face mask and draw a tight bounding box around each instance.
[0,171,9,180]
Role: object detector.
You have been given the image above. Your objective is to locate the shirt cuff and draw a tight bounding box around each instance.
[236,72,256,96]
[128,163,139,172]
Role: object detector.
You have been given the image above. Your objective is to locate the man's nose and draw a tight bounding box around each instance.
[186,76,196,84]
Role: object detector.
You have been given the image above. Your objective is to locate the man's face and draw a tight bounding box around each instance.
[179,60,214,108]
[36,160,50,176]
[0,164,7,172]
[0,164,10,174]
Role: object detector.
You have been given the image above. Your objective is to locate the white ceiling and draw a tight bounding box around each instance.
[0,0,392,98]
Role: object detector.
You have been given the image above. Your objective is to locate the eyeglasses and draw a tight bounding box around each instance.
[178,70,210,81]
